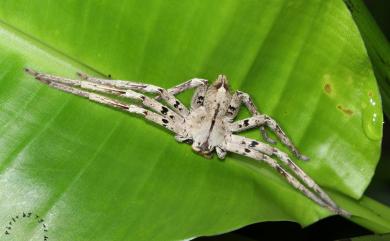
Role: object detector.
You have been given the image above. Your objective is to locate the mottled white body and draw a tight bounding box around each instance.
[25,69,350,217]
[186,78,231,156]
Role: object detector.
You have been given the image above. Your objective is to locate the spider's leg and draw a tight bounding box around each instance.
[229,115,309,161]
[57,83,182,133]
[166,78,208,96]
[229,135,345,212]
[164,78,209,110]
[216,146,227,159]
[86,85,184,123]
[223,138,349,217]
[77,72,190,116]
[25,69,184,134]
[25,68,184,123]
[226,91,275,144]
[190,82,208,110]
[174,135,194,145]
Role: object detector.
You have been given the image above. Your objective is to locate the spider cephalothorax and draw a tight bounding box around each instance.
[25,68,350,217]
[186,75,232,156]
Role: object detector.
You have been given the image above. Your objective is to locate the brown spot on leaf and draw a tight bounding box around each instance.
[368,91,373,97]
[337,105,353,116]
[324,83,332,94]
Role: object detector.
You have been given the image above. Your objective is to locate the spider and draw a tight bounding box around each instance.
[25,68,349,217]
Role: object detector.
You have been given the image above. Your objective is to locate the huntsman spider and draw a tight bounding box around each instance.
[25,68,350,217]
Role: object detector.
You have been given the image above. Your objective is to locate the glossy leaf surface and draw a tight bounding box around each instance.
[0,0,387,240]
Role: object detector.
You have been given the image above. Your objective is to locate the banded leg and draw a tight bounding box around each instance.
[223,139,349,217]
[229,134,347,215]
[25,69,184,134]
[226,91,275,144]
[190,82,208,109]
[77,72,190,116]
[229,115,309,161]
[162,78,209,141]
[166,78,208,96]
[25,68,184,123]
[164,78,208,109]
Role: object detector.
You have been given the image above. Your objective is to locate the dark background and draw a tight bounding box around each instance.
[195,1,390,240]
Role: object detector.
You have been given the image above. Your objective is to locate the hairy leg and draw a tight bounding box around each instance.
[166,78,208,96]
[229,115,309,161]
[26,69,184,134]
[76,72,190,116]
[158,78,209,110]
[26,68,184,123]
[223,138,349,217]
[226,91,275,144]
[229,134,346,213]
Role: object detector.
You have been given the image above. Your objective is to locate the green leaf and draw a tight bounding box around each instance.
[0,0,387,240]
[343,0,390,117]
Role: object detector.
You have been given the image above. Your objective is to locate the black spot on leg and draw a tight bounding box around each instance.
[117,104,129,110]
[169,115,175,120]
[196,96,204,105]
[228,106,236,112]
[143,111,148,116]
[249,141,259,147]
[161,106,169,115]
[241,141,246,145]
[275,166,287,177]
[243,119,249,127]
[244,148,251,153]
[140,96,145,101]
[174,101,180,108]
[238,124,242,128]
[162,119,169,124]
[275,125,283,134]
[183,139,193,144]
